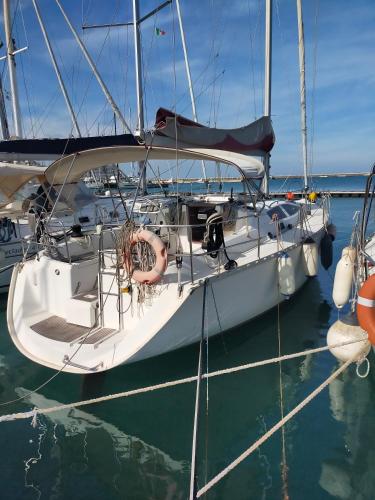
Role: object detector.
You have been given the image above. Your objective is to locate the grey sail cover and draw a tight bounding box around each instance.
[146,108,275,156]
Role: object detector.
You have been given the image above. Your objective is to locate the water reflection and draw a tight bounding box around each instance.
[16,388,189,499]
[320,369,375,499]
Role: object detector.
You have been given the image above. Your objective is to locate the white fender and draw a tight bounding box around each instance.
[278,252,296,297]
[327,313,370,362]
[302,238,319,277]
[332,246,356,309]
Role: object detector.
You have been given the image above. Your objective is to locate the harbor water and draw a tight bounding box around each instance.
[0,181,374,499]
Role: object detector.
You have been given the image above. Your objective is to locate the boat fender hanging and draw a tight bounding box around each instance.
[302,237,319,277]
[278,252,296,297]
[320,232,333,270]
[327,313,370,362]
[125,229,167,285]
[327,223,337,242]
[332,246,356,309]
[357,274,375,345]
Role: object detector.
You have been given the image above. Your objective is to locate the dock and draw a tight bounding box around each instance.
[270,172,368,180]
[162,172,368,184]
[270,191,366,198]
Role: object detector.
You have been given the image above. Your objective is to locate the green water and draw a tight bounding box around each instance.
[1,198,375,499]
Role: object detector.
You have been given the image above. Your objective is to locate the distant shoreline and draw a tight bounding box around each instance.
[159,172,369,183]
[270,172,368,179]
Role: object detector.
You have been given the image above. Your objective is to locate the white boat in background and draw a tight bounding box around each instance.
[0,209,36,292]
[7,145,332,373]
[0,162,45,291]
[0,161,131,292]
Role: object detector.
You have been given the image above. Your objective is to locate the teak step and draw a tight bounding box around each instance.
[31,315,115,344]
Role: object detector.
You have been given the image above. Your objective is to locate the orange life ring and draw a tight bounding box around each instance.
[357,274,375,345]
[124,229,167,285]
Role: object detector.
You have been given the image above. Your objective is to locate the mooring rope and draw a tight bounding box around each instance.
[0,338,366,424]
[189,279,207,500]
[276,218,289,499]
[196,356,354,498]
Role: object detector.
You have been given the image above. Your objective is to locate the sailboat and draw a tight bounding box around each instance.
[6,0,332,373]
[329,166,375,355]
[0,159,134,291]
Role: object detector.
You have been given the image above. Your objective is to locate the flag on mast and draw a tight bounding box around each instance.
[155,28,166,36]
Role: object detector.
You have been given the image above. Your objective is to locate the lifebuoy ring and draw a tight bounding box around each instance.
[357,274,375,345]
[124,229,167,285]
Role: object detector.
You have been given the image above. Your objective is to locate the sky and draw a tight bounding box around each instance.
[1,0,374,177]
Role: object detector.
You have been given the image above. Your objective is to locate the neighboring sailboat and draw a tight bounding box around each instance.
[0,160,132,292]
[0,163,44,291]
[329,167,375,360]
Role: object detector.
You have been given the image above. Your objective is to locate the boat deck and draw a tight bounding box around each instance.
[30,315,115,344]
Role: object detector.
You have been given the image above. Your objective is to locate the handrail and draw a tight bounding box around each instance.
[23,209,312,261]
[99,213,260,230]
[62,355,103,372]
[20,195,326,290]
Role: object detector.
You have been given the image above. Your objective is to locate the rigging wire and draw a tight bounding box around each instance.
[1,0,22,135]
[208,0,218,126]
[170,0,180,224]
[274,0,300,134]
[247,0,262,120]
[14,8,36,138]
[50,0,125,136]
[141,4,159,129]
[18,0,35,136]
[31,90,62,137]
[309,0,321,181]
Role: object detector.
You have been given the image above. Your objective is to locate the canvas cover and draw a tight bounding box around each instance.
[146,108,275,156]
[0,162,46,204]
[45,145,265,186]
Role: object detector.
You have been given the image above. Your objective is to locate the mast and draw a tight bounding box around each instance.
[175,0,207,181]
[296,0,308,192]
[3,0,22,138]
[55,0,132,134]
[132,0,147,195]
[263,0,272,196]
[33,0,81,137]
[0,76,10,139]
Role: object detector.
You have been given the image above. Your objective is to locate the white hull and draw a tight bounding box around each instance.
[0,219,37,293]
[0,240,30,292]
[127,239,319,363]
[7,201,327,373]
